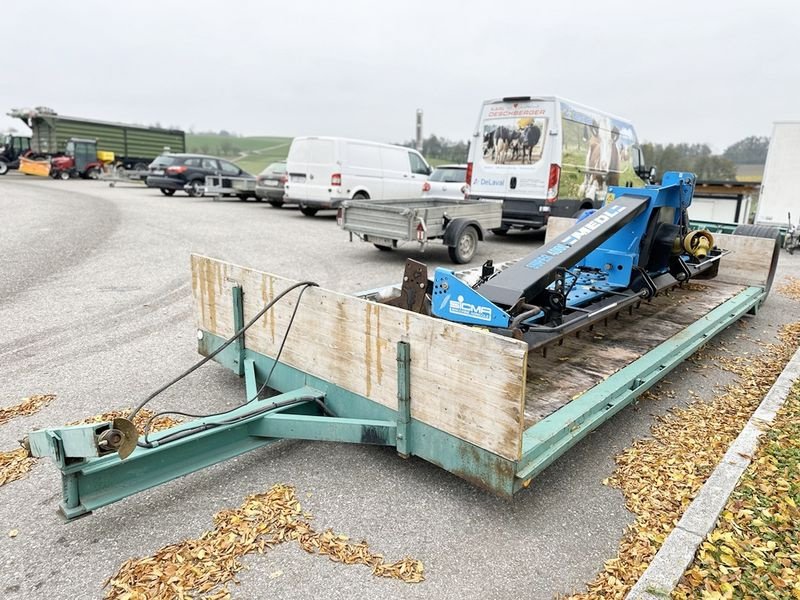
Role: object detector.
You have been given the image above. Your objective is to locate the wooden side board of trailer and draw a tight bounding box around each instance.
[191,254,529,461]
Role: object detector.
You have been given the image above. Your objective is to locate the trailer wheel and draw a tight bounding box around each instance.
[187,180,204,197]
[160,188,175,196]
[0,161,8,175]
[448,226,479,264]
[58,170,70,181]
[300,205,318,217]
[268,199,284,208]
[733,224,781,295]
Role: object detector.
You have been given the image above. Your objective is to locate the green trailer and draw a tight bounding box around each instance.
[8,107,185,170]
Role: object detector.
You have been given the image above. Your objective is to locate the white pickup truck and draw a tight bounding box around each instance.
[337,198,503,264]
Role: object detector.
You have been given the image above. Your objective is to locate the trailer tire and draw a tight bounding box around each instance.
[0,161,8,175]
[160,188,175,196]
[187,180,204,198]
[448,226,479,264]
[58,170,70,181]
[733,224,781,296]
[300,205,318,217]
[268,199,284,208]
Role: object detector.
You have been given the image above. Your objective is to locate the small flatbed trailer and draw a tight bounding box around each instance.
[338,197,503,263]
[203,174,258,201]
[25,173,782,519]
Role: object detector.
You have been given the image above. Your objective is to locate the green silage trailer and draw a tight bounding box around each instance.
[8,107,185,170]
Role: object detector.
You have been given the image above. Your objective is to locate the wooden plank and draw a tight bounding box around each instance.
[190,254,529,461]
[544,217,576,244]
[713,233,775,287]
[523,280,744,427]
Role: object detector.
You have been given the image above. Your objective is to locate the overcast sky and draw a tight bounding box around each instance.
[2,0,798,151]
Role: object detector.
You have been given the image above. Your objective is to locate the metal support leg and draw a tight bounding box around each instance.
[231,285,245,376]
[244,358,258,401]
[396,341,411,458]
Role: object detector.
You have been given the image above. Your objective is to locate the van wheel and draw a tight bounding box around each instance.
[374,244,392,251]
[448,226,478,264]
[300,205,318,217]
[160,188,175,196]
[268,199,284,208]
[353,192,369,200]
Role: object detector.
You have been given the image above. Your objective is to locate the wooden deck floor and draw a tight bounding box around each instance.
[523,280,745,428]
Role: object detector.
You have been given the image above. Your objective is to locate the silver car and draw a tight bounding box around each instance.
[255,161,288,207]
[421,164,468,200]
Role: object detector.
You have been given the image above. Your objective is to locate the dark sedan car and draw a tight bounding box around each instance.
[146,153,255,199]
[255,161,288,207]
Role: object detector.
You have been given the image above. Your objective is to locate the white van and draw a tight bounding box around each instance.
[467,96,651,233]
[284,137,433,216]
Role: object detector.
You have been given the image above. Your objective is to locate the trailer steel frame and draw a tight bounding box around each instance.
[35,275,766,520]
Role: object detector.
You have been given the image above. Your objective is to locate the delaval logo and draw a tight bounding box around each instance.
[561,204,626,246]
[449,295,493,322]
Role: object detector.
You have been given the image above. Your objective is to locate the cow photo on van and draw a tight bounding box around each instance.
[480,118,546,166]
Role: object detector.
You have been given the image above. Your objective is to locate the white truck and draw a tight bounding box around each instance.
[756,121,800,229]
[467,96,652,234]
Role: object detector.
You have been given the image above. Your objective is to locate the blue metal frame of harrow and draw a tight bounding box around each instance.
[44,282,766,519]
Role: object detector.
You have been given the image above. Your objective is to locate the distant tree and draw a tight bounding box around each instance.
[200,144,210,154]
[642,142,736,180]
[219,130,232,137]
[399,134,469,163]
[723,136,769,164]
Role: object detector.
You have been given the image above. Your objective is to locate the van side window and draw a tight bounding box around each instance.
[408,152,429,175]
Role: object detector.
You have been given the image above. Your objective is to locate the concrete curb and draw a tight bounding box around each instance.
[626,345,800,599]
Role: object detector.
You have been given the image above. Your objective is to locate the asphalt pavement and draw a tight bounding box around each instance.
[0,173,797,600]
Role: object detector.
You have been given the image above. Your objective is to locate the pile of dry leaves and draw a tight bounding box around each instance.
[675,382,800,599]
[567,321,800,599]
[0,407,180,488]
[0,394,56,426]
[105,483,424,599]
[778,276,800,301]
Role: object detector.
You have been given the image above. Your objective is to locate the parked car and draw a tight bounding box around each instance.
[145,153,255,199]
[255,161,288,207]
[422,164,469,200]
[284,137,432,216]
